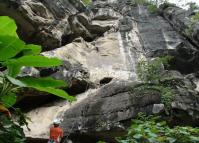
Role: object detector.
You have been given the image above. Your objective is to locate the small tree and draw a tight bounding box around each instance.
[132,56,174,113]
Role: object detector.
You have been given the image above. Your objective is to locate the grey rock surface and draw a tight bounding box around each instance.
[0,0,110,50]
[4,0,199,142]
[160,3,199,48]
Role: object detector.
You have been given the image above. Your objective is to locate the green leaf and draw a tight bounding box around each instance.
[133,134,142,139]
[0,16,18,37]
[0,92,17,108]
[22,44,42,55]
[7,64,22,78]
[19,77,67,88]
[0,36,25,61]
[34,87,75,101]
[6,76,27,87]
[5,55,62,67]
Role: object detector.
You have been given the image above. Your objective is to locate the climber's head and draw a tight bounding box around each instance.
[53,118,61,127]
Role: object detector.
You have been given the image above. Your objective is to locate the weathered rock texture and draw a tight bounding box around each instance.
[3,0,199,142]
[0,0,110,50]
[160,3,199,48]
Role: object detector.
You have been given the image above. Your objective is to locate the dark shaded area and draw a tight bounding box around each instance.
[14,94,58,112]
[26,138,48,143]
[170,109,199,127]
[147,48,199,74]
[68,131,126,143]
[100,77,113,85]
[66,79,90,95]
[61,34,94,46]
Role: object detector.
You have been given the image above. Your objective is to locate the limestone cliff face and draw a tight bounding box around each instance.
[1,0,199,143]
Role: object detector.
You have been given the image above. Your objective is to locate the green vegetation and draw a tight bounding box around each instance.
[148,4,158,14]
[82,0,92,5]
[130,0,168,14]
[0,16,75,109]
[131,0,149,5]
[132,56,174,112]
[185,11,199,36]
[117,113,199,143]
[121,56,199,143]
[0,16,75,142]
[134,55,194,113]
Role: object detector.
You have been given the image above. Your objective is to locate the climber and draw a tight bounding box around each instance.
[48,119,64,143]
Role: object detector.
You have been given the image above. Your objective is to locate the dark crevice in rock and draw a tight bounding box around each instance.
[66,80,91,95]
[15,94,58,112]
[171,109,199,126]
[100,77,113,85]
[26,138,48,143]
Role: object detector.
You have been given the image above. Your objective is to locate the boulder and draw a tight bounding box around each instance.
[25,78,199,142]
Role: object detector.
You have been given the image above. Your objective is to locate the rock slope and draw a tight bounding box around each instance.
[1,0,199,143]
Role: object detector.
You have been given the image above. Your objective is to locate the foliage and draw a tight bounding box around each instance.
[192,12,199,22]
[185,12,199,36]
[0,16,75,109]
[0,16,75,142]
[136,56,171,83]
[82,0,92,5]
[117,113,199,143]
[131,0,168,6]
[148,4,158,14]
[97,141,106,143]
[133,56,174,113]
[0,114,25,143]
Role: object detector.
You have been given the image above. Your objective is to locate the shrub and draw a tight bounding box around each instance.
[117,113,199,143]
[132,56,174,113]
[148,4,158,14]
[82,0,92,5]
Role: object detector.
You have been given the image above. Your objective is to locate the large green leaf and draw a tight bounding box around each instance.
[0,16,18,37]
[6,76,27,87]
[34,87,75,101]
[7,64,22,78]
[19,77,67,88]
[6,76,73,101]
[5,55,62,67]
[22,44,42,55]
[0,36,25,61]
[0,92,17,108]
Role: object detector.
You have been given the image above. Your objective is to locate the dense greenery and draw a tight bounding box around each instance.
[82,0,92,5]
[117,113,199,143]
[0,16,75,109]
[131,56,175,112]
[0,16,75,142]
[0,110,29,143]
[119,56,199,143]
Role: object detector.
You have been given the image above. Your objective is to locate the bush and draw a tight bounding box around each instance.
[117,113,199,143]
[132,56,174,113]
[82,0,92,5]
[0,113,25,143]
[148,4,158,14]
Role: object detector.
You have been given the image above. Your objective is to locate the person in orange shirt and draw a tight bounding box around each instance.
[48,119,64,143]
